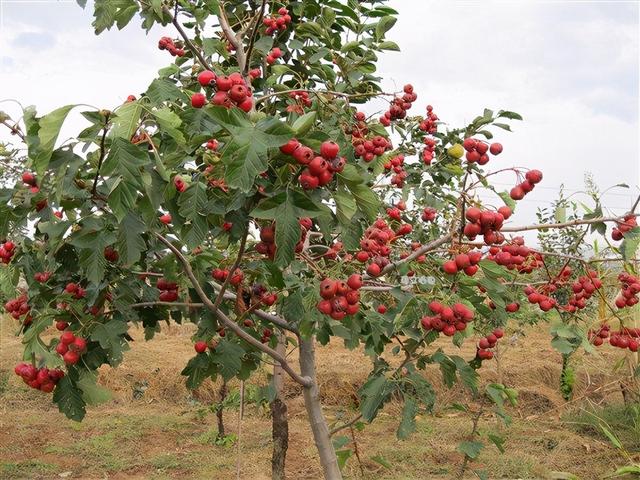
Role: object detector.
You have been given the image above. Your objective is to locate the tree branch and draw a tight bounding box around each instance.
[501,214,640,233]
[242,0,267,77]
[155,233,311,387]
[218,2,247,72]
[1,119,25,141]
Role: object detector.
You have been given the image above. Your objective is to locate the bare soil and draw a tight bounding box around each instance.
[0,317,638,479]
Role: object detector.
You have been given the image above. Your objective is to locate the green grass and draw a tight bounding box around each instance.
[562,402,640,452]
[0,460,58,479]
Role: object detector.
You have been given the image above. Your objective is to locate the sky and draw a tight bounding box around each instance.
[0,0,638,233]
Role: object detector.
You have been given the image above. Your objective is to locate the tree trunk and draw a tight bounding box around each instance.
[271,332,288,480]
[298,337,342,480]
[216,379,227,440]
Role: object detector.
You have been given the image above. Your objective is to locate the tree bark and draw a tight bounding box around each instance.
[271,332,288,480]
[298,337,342,480]
[216,379,227,440]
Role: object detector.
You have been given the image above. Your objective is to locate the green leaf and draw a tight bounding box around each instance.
[92,0,138,34]
[621,227,640,263]
[551,337,576,355]
[347,183,380,221]
[375,16,397,39]
[78,246,107,285]
[178,182,208,220]
[457,440,483,459]
[181,353,212,389]
[77,370,112,405]
[274,199,301,267]
[487,433,505,453]
[335,186,358,225]
[32,105,75,176]
[111,101,141,139]
[153,107,185,145]
[210,341,244,380]
[108,178,138,222]
[497,110,523,121]
[53,374,86,421]
[90,319,130,366]
[117,212,146,265]
[359,373,393,422]
[397,397,418,439]
[371,455,391,469]
[497,191,516,212]
[378,41,400,51]
[146,78,187,104]
[292,111,317,136]
[102,138,149,186]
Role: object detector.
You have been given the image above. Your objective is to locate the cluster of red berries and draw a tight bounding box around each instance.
[442,250,483,276]
[266,47,283,65]
[356,219,397,277]
[280,139,344,190]
[263,7,292,35]
[510,170,543,200]
[486,237,543,273]
[4,294,30,322]
[462,138,503,165]
[523,285,557,312]
[420,301,475,336]
[564,271,602,312]
[419,105,438,134]
[353,134,392,163]
[588,324,610,346]
[608,328,640,352]
[55,331,87,365]
[14,363,64,393]
[256,218,311,259]
[463,206,511,245]
[316,274,362,320]
[212,267,243,286]
[421,137,437,166]
[286,90,312,114]
[260,328,273,344]
[611,214,637,241]
[33,271,52,283]
[158,37,185,57]
[381,154,408,187]
[104,246,119,262]
[379,84,417,126]
[0,240,16,264]
[157,278,179,302]
[194,338,221,353]
[614,272,640,309]
[323,241,344,260]
[174,176,187,193]
[421,207,437,222]
[251,284,278,307]
[477,328,504,360]
[64,282,86,299]
[22,171,39,193]
[191,72,253,112]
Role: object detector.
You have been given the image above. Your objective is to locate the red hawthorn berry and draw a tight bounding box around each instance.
[320,141,340,159]
[489,143,503,155]
[191,93,207,108]
[197,70,216,86]
[377,305,387,314]
[159,213,172,225]
[442,260,458,275]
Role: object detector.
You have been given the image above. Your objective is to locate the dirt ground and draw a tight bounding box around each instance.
[1,316,638,480]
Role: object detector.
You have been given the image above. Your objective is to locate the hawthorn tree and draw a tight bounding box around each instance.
[1,1,639,479]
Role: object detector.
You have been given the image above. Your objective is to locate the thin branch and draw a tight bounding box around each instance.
[1,119,25,141]
[131,301,203,308]
[91,113,110,195]
[372,232,453,278]
[255,89,393,104]
[630,193,640,213]
[242,0,267,77]
[155,233,311,387]
[218,2,247,72]
[163,6,212,71]
[501,214,640,233]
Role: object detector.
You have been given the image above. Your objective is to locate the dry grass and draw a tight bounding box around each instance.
[0,316,638,479]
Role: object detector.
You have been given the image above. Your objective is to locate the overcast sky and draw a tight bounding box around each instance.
[1,0,638,231]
